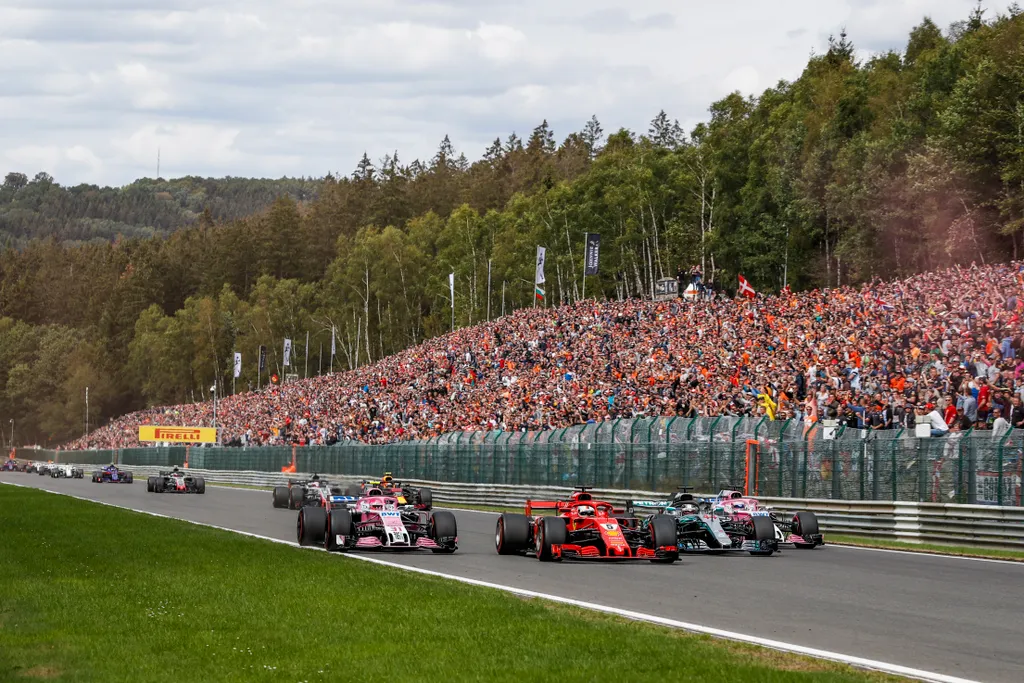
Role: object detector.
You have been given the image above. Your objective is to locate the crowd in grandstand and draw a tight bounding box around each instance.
[66,261,1024,450]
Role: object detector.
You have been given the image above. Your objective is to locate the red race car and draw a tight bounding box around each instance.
[495,488,678,563]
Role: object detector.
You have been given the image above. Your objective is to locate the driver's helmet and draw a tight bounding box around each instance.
[311,473,320,480]
[679,502,700,514]
[382,474,393,485]
[577,505,596,516]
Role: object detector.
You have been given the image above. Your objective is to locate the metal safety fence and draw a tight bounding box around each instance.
[20,419,1022,507]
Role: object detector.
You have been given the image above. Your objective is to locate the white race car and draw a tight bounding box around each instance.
[50,464,84,479]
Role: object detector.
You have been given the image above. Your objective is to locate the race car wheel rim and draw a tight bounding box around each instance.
[495,519,502,551]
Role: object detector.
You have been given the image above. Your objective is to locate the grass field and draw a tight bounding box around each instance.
[824,534,1024,561]
[0,486,905,683]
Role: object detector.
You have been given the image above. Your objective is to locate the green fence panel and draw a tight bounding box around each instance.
[44,425,1023,505]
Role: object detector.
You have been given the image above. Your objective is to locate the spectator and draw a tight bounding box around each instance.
[66,261,1024,449]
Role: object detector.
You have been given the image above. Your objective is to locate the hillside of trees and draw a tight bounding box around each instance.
[0,173,321,245]
[1,7,1022,447]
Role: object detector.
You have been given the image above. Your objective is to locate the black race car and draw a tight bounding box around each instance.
[148,468,205,494]
[272,475,346,510]
[91,465,134,483]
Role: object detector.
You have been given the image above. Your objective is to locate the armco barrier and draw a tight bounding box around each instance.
[60,462,1024,551]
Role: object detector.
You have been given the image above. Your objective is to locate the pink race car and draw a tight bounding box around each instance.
[296,490,458,554]
[708,490,823,551]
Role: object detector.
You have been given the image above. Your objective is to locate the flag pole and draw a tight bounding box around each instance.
[487,259,492,322]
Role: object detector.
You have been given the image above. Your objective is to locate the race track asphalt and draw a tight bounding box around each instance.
[3,472,1021,683]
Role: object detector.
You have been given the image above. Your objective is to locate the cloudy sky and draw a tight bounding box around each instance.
[0,0,998,186]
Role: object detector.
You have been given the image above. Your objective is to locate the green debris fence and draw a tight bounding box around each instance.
[18,417,1023,506]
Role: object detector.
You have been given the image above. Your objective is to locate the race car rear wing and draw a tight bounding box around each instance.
[629,500,672,509]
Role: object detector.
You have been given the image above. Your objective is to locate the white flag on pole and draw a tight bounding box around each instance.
[283,338,292,366]
[233,352,242,378]
[535,246,546,285]
[330,326,336,357]
[449,272,455,308]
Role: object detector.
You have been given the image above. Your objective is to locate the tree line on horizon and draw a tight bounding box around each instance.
[0,6,1022,447]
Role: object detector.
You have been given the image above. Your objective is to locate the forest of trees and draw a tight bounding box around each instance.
[0,174,321,245]
[1,7,1022,446]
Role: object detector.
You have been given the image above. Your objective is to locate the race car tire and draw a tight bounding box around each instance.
[536,516,567,562]
[648,515,680,563]
[289,486,304,510]
[325,509,353,552]
[496,514,531,555]
[147,477,156,493]
[344,484,361,498]
[417,487,433,510]
[297,506,327,546]
[92,472,101,482]
[429,510,458,553]
[125,472,134,484]
[153,477,164,493]
[792,511,820,547]
[272,486,289,508]
[194,476,205,494]
[749,516,776,556]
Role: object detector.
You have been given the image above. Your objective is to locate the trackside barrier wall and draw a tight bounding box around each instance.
[28,424,1022,506]
[32,463,1024,550]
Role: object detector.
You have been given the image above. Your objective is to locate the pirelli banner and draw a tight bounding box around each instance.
[139,426,218,444]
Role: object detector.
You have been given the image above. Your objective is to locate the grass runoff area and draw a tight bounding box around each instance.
[210,483,1024,561]
[0,487,905,683]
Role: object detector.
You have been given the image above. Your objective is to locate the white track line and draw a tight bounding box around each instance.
[0,481,982,683]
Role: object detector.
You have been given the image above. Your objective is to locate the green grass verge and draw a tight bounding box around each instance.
[0,486,904,683]
[825,534,1024,561]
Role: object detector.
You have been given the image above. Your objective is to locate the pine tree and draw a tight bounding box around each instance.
[581,115,604,158]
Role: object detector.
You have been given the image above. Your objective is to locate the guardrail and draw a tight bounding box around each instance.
[23,425,1024,506]
[61,463,1024,551]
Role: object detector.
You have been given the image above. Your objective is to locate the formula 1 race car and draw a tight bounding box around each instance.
[708,490,823,549]
[628,488,777,556]
[1,458,19,472]
[148,468,205,494]
[344,472,433,510]
[91,465,134,484]
[495,488,679,563]
[298,492,457,553]
[49,463,84,479]
[34,462,53,476]
[271,475,347,510]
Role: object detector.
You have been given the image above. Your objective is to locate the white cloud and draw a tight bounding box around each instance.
[0,0,1003,185]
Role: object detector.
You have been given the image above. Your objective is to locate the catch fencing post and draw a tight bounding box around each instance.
[744,440,760,496]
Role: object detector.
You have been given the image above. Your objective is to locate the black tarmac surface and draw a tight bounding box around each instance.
[3,472,1020,682]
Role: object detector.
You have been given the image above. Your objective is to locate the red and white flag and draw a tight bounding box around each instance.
[781,284,792,296]
[738,274,756,299]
